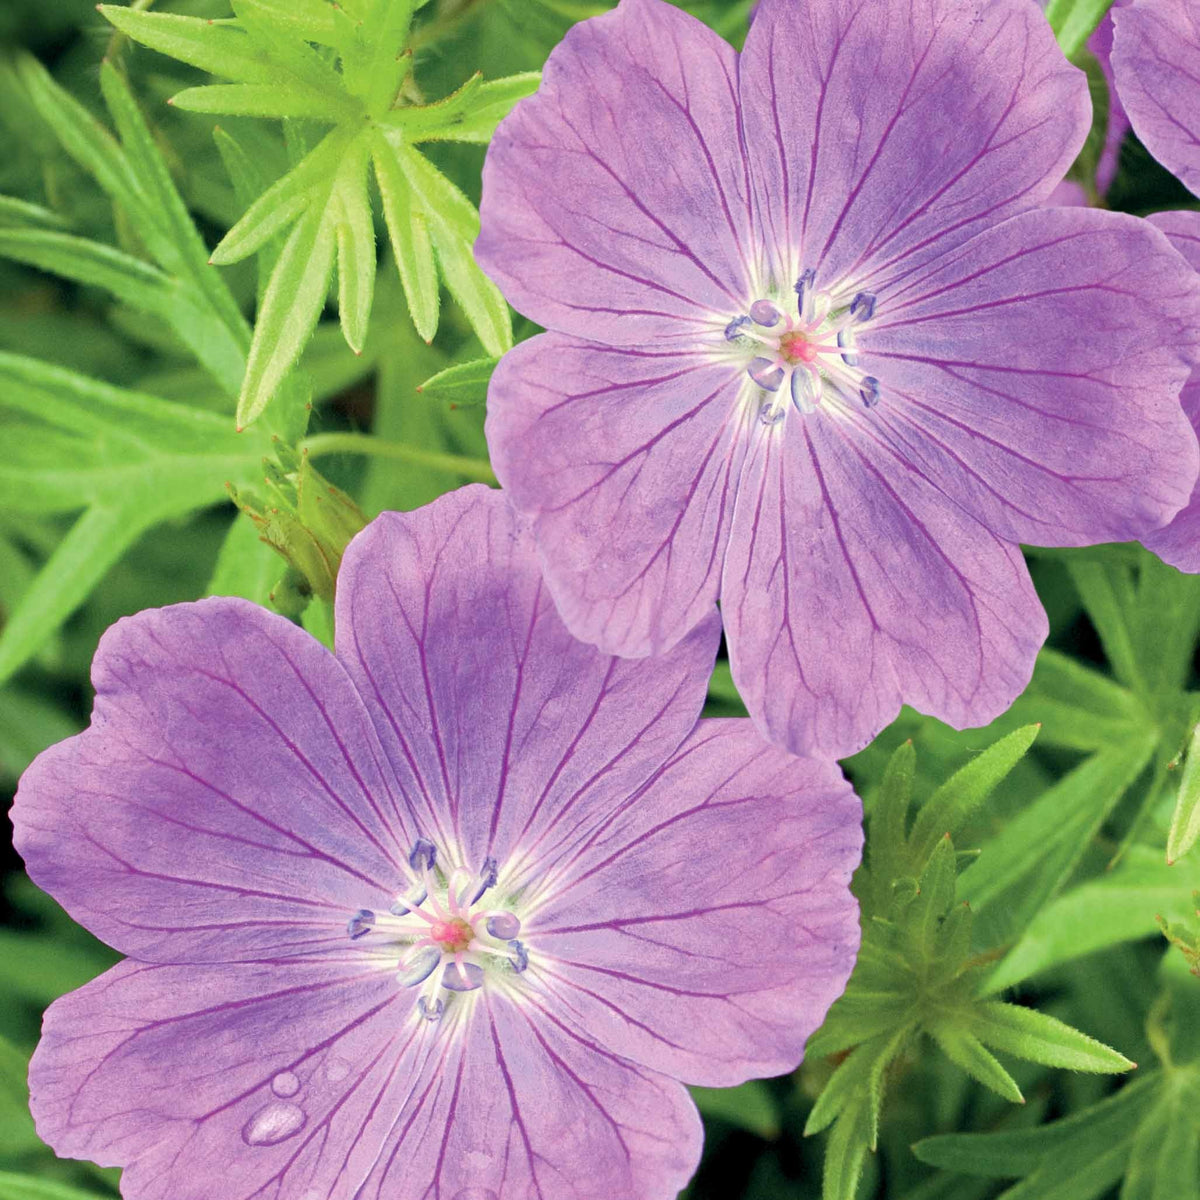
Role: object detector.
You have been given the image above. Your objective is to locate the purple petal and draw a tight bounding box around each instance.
[721,413,1047,758]
[12,599,411,963]
[858,207,1200,547]
[487,335,748,657]
[526,721,862,1085]
[29,958,416,1200]
[477,0,753,345]
[1144,211,1200,571]
[334,485,720,875]
[740,0,1088,288]
[1112,0,1200,198]
[334,994,701,1199]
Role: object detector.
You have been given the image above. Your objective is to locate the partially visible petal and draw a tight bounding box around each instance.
[488,334,749,657]
[722,413,1047,759]
[858,208,1200,547]
[524,722,862,1086]
[478,0,754,345]
[342,993,702,1200]
[740,0,1087,291]
[29,959,414,1200]
[1112,0,1200,198]
[1144,211,1200,571]
[335,485,720,877]
[12,599,411,964]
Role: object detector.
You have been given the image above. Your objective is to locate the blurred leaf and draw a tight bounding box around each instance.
[416,355,498,407]
[986,847,1200,992]
[1167,724,1200,864]
[0,194,69,229]
[0,1036,38,1157]
[0,688,80,784]
[690,1081,780,1140]
[0,1174,114,1200]
[1045,0,1115,59]
[206,515,280,607]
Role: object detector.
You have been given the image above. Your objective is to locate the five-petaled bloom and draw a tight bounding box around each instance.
[1110,0,1200,571]
[478,0,1200,760]
[13,487,862,1200]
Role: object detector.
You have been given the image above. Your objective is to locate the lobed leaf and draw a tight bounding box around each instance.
[170,83,337,120]
[384,71,542,144]
[969,1002,1135,1074]
[332,137,376,355]
[928,1024,1024,1103]
[416,355,499,406]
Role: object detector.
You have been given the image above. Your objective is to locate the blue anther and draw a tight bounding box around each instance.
[749,299,782,327]
[859,376,881,408]
[397,947,441,988]
[469,858,499,905]
[408,838,437,872]
[747,357,785,391]
[390,885,428,915]
[724,315,753,342]
[794,268,816,315]
[347,909,376,940]
[837,328,859,367]
[508,940,529,974]
[850,292,876,323]
[486,912,521,940]
[791,367,820,414]
[417,996,444,1022]
[442,962,485,992]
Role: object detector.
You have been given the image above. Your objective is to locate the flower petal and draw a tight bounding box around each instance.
[721,413,1047,758]
[12,598,411,964]
[334,485,720,876]
[29,959,415,1200]
[487,334,749,657]
[523,721,862,1086]
[477,0,753,344]
[1112,0,1200,198]
[1144,211,1200,572]
[858,207,1200,546]
[345,993,702,1199]
[740,0,1087,290]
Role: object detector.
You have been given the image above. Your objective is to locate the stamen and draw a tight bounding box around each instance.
[468,858,498,905]
[836,328,858,367]
[409,838,437,872]
[347,909,375,940]
[749,299,782,327]
[508,940,529,973]
[859,376,880,408]
[485,912,521,940]
[397,947,441,987]
[443,961,484,992]
[758,401,785,426]
[794,268,816,320]
[724,315,753,343]
[748,357,785,391]
[850,292,876,323]
[417,996,443,1022]
[791,368,821,414]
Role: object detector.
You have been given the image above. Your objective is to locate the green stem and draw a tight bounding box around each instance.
[301,432,497,484]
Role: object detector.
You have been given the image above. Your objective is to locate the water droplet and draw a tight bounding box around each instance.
[453,1190,498,1200]
[271,1071,300,1098]
[323,1057,350,1083]
[242,1101,306,1147]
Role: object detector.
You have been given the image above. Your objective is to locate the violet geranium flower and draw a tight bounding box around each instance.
[477,0,1200,759]
[1109,0,1200,571]
[12,486,862,1200]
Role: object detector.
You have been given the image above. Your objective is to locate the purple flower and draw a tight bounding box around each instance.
[1112,0,1200,198]
[477,0,1200,759]
[12,486,862,1200]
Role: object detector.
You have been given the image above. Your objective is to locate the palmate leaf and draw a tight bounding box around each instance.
[0,354,272,684]
[100,0,527,425]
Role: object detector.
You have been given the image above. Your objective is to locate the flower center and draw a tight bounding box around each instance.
[345,838,527,1024]
[722,270,880,425]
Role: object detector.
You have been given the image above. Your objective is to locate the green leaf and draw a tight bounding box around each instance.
[0,687,80,783]
[1045,0,1115,60]
[1168,724,1200,864]
[928,1024,1024,1103]
[416,356,499,406]
[0,194,69,229]
[969,1002,1135,1074]
[354,0,420,118]
[908,724,1040,858]
[1066,557,1141,692]
[1122,1072,1200,1200]
[228,0,341,45]
[690,1081,780,1140]
[391,141,512,354]
[985,847,1200,992]
[0,1176,113,1200]
[805,1032,903,1138]
[169,83,337,120]
[236,194,338,428]
[206,515,280,607]
[384,71,542,143]
[373,132,438,342]
[99,7,298,86]
[913,1072,1160,1176]
[332,137,376,355]
[0,1036,38,1156]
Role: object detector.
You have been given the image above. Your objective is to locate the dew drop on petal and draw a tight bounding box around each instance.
[242,1102,307,1147]
[270,1071,300,1098]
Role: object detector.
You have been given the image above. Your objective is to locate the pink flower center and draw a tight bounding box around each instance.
[431,917,474,953]
[779,331,819,365]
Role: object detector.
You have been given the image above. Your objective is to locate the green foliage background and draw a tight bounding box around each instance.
[0,1,1198,1198]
